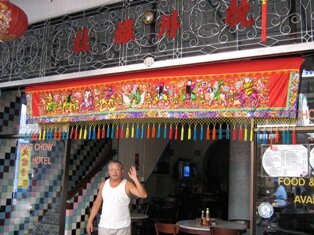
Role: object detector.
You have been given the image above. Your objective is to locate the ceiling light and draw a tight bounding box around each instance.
[142,10,155,25]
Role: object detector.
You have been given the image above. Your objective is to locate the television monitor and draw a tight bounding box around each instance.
[183,163,191,177]
[175,160,196,180]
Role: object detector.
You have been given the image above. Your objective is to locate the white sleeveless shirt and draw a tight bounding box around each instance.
[98,179,131,229]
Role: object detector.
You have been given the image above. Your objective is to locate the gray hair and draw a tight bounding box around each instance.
[107,160,124,170]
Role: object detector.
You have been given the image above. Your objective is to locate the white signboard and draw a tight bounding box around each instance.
[309,147,314,169]
[262,145,308,177]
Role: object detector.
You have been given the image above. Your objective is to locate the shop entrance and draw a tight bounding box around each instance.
[255,130,314,235]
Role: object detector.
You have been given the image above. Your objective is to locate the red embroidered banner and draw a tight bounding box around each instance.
[26,57,304,124]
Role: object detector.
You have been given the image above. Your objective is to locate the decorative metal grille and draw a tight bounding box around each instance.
[0,0,313,83]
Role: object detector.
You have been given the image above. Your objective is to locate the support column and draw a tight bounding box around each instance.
[228,141,250,220]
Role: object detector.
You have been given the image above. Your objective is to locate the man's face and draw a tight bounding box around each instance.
[108,163,123,179]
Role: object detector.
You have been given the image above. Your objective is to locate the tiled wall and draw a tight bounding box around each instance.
[65,168,106,235]
[0,89,22,134]
[1,137,65,234]
[0,90,64,234]
[0,90,23,234]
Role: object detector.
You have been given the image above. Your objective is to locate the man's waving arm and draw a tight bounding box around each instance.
[126,166,148,198]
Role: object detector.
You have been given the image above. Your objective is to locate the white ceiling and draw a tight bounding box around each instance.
[11,0,122,24]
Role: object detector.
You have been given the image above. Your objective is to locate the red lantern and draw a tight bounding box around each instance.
[0,0,28,42]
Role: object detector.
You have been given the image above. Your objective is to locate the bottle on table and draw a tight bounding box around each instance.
[205,207,211,226]
[200,210,205,225]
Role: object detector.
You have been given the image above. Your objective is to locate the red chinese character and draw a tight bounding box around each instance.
[73,27,91,53]
[158,10,180,39]
[114,19,135,44]
[225,0,254,28]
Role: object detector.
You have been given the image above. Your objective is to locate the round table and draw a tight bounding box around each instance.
[177,218,247,234]
[177,219,209,232]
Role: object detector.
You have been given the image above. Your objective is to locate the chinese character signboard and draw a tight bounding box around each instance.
[17,145,31,189]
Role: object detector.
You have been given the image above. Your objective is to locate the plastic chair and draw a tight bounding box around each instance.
[154,221,178,235]
[210,227,242,235]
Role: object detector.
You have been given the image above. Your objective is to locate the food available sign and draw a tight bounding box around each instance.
[278,177,314,204]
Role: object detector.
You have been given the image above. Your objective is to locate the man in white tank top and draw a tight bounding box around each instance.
[86,160,147,235]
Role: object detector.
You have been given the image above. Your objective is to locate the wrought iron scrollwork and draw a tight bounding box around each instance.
[0,0,312,83]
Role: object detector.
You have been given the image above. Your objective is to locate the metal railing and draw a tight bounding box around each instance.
[0,0,313,85]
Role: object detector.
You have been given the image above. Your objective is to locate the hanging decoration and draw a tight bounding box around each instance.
[23,57,303,143]
[0,0,28,42]
[19,117,298,144]
[26,57,304,124]
[261,0,268,43]
[255,115,298,146]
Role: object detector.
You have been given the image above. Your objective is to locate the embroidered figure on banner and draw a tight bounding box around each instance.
[46,93,56,113]
[185,80,196,101]
[104,87,115,109]
[237,77,259,107]
[207,81,227,106]
[80,90,94,111]
[96,87,116,111]
[155,82,169,105]
[122,84,146,108]
[62,94,76,113]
